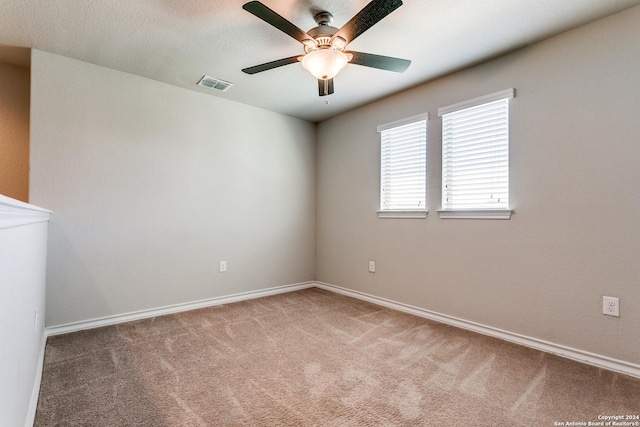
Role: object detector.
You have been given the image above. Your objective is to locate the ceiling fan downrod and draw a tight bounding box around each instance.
[313,11,334,26]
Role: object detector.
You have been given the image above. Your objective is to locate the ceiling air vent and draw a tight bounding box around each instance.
[197,75,234,92]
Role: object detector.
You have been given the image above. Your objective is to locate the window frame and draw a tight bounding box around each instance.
[437,89,515,220]
[376,113,429,219]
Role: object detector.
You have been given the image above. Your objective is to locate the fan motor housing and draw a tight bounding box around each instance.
[304,10,341,51]
[306,26,339,49]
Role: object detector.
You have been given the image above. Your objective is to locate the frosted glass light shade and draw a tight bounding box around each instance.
[301,49,348,80]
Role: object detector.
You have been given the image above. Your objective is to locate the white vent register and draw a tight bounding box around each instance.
[197,75,234,91]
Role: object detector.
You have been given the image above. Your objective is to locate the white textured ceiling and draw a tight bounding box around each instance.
[1,0,638,122]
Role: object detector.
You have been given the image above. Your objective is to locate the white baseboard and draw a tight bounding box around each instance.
[314,281,640,379]
[46,282,315,337]
[25,329,47,427]
[43,280,640,380]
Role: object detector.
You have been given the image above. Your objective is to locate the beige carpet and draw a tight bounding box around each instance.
[35,288,640,426]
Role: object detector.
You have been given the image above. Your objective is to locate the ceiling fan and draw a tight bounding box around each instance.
[241,0,411,97]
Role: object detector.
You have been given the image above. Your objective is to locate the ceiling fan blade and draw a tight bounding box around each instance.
[332,0,403,46]
[318,78,334,96]
[242,56,301,74]
[243,1,314,45]
[347,51,410,73]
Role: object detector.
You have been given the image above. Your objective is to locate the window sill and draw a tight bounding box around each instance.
[437,209,513,220]
[377,210,428,219]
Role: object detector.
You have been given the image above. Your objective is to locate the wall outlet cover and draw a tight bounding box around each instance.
[602,296,619,317]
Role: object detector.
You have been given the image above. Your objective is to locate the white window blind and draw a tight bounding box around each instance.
[378,117,427,211]
[440,91,512,210]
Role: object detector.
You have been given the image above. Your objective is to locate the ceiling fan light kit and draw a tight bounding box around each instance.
[241,0,410,96]
[301,49,349,80]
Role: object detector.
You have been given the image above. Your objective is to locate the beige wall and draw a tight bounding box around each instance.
[0,62,29,202]
[30,50,316,327]
[316,6,640,365]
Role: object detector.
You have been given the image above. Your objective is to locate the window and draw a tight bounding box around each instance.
[438,89,514,219]
[377,114,428,218]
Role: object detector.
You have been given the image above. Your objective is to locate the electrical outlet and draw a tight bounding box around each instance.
[34,308,39,333]
[602,296,619,317]
[219,261,227,273]
[368,260,376,273]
